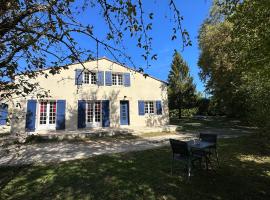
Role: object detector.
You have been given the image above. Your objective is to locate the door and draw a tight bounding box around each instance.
[38,101,56,130]
[86,101,102,127]
[120,101,129,125]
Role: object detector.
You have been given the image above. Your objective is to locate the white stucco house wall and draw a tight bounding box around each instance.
[8,57,170,134]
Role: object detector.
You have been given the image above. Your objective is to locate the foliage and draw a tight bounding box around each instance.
[198,0,270,128]
[0,0,191,102]
[170,108,198,119]
[168,51,196,118]
[196,98,210,115]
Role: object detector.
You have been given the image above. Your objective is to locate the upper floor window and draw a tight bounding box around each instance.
[84,71,97,84]
[112,73,123,85]
[145,101,155,114]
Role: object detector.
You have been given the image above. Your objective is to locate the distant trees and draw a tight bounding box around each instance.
[198,0,270,128]
[168,51,196,119]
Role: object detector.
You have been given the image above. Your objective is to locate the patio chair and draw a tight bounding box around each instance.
[169,139,203,179]
[199,133,219,167]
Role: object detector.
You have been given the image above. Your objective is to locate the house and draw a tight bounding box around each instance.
[9,57,169,134]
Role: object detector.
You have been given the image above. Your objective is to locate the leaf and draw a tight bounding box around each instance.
[151,54,157,60]
[138,67,144,73]
[143,73,149,78]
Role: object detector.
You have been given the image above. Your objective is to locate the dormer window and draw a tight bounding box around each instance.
[112,73,123,85]
[84,71,97,84]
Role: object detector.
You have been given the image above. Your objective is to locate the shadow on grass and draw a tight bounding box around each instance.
[22,133,139,144]
[171,116,257,135]
[0,134,269,200]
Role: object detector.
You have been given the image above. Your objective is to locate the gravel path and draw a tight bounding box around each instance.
[0,132,247,166]
[0,134,195,166]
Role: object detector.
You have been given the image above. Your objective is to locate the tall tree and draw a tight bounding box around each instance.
[168,51,196,119]
[0,0,191,102]
[198,0,270,128]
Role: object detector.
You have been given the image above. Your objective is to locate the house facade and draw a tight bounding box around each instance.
[10,58,169,134]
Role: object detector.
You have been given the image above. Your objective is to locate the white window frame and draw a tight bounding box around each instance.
[83,71,97,85]
[144,101,155,114]
[86,101,102,127]
[84,71,90,84]
[112,73,123,86]
[38,100,57,130]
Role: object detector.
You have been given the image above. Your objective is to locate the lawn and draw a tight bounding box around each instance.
[170,116,256,134]
[0,133,269,200]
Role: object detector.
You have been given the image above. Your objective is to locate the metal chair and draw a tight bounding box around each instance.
[169,139,202,179]
[199,133,219,167]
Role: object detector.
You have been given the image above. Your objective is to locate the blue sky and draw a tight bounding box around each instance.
[74,0,212,93]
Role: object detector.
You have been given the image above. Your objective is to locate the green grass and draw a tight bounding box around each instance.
[171,116,254,133]
[1,133,270,200]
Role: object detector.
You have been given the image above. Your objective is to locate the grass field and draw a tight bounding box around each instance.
[170,116,256,134]
[0,132,269,200]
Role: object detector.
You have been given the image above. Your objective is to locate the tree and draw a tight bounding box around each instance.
[198,0,270,128]
[168,51,196,119]
[0,0,191,103]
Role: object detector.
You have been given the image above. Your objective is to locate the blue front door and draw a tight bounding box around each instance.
[120,101,129,125]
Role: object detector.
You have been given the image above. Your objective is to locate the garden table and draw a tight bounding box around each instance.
[187,140,215,170]
[188,140,215,150]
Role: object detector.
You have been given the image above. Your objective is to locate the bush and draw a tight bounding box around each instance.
[169,108,198,118]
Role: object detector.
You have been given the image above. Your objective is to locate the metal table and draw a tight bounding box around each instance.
[187,140,215,170]
[188,141,215,150]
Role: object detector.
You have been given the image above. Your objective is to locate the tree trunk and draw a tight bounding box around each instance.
[178,107,182,119]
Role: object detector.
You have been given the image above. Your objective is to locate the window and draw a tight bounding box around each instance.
[112,74,117,85]
[84,71,97,84]
[117,74,123,85]
[49,102,56,124]
[39,101,56,125]
[145,101,154,114]
[94,102,101,122]
[86,101,101,123]
[112,73,123,85]
[39,102,47,124]
[84,72,90,84]
[91,72,97,84]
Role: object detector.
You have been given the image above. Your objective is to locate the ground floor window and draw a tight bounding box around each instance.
[145,101,155,114]
[39,101,56,126]
[86,101,102,124]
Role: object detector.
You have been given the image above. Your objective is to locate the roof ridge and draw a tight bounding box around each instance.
[98,57,167,84]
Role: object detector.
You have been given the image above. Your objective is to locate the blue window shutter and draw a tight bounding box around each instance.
[156,101,162,115]
[97,71,104,86]
[102,100,110,127]
[25,100,37,131]
[56,100,66,130]
[124,73,131,87]
[75,69,83,85]
[105,71,112,86]
[0,104,8,125]
[78,100,86,128]
[138,101,145,115]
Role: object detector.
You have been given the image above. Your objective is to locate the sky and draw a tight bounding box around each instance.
[73,0,212,93]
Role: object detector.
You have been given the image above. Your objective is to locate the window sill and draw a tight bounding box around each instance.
[144,113,156,116]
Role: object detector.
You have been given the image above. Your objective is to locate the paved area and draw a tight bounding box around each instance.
[0,134,194,166]
[0,132,248,166]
